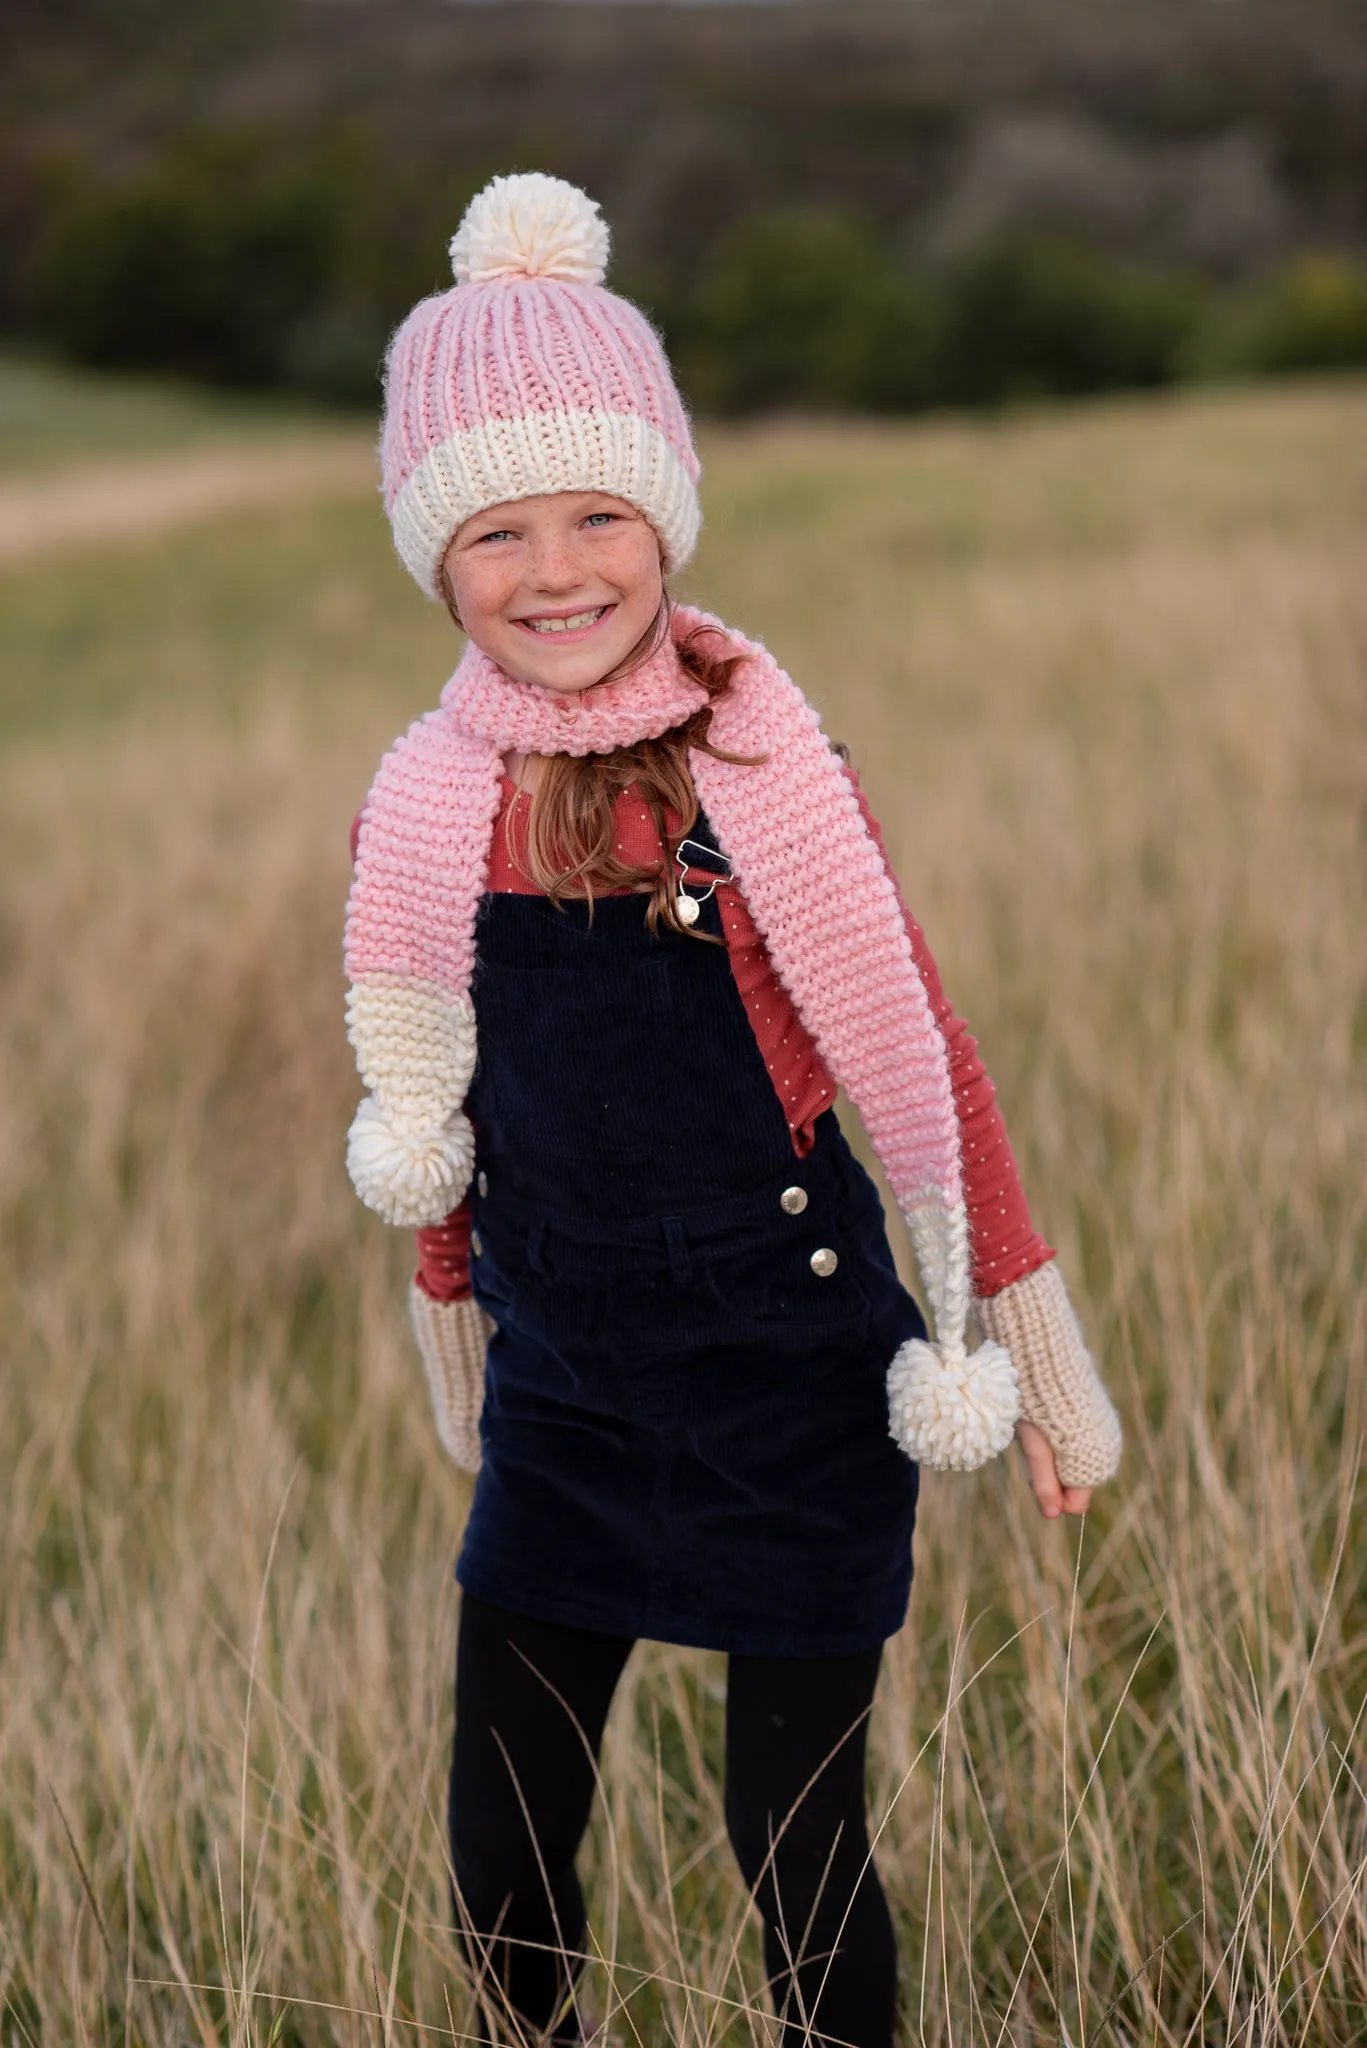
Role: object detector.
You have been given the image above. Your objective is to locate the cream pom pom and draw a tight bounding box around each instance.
[887,1336,1020,1472]
[346,1094,475,1228]
[450,172,610,287]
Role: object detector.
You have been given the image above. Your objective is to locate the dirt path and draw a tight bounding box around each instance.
[0,437,375,569]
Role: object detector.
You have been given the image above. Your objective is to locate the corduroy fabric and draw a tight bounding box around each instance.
[455,870,925,1655]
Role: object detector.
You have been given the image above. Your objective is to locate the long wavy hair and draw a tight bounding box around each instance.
[438,572,760,938]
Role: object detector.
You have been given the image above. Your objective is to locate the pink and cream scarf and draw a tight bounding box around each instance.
[344,604,1018,1469]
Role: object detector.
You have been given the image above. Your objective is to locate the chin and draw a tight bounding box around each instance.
[517,635,645,694]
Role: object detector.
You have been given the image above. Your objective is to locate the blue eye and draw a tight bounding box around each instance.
[584,512,616,528]
[478,528,515,544]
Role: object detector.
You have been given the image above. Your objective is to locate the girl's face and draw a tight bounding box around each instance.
[442,491,665,694]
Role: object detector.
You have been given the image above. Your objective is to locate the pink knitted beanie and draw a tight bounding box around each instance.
[380,172,702,598]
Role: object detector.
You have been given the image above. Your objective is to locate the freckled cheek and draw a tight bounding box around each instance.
[602,537,663,609]
[450,558,522,631]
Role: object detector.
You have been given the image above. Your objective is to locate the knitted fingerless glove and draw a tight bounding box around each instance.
[975,1260,1122,1488]
[407,1282,492,1473]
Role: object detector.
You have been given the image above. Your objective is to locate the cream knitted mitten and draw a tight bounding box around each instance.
[975,1260,1122,1489]
[407,1282,492,1473]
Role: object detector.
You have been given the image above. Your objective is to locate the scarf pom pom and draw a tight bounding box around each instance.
[887,1336,1020,1472]
[346,1094,475,1227]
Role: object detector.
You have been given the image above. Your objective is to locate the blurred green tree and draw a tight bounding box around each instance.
[1185,253,1367,378]
[675,209,940,415]
[35,137,341,385]
[934,236,1202,405]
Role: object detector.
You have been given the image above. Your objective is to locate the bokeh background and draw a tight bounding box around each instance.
[2,3,1365,2043]
[5,0,1367,411]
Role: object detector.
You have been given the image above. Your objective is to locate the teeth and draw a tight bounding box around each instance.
[525,608,606,634]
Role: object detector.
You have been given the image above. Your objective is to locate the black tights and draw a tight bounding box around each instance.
[449,1592,896,2047]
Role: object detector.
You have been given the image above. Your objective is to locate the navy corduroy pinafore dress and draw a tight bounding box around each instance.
[456,815,926,1657]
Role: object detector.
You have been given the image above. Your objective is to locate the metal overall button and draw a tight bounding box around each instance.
[477,1170,489,1198]
[470,1230,484,1258]
[780,1185,808,1215]
[701,1222,869,1337]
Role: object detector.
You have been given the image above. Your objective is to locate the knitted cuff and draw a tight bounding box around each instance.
[975,1260,1122,1489]
[407,1281,492,1474]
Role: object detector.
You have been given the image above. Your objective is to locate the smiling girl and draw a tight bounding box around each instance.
[344,173,1122,2048]
[439,487,672,790]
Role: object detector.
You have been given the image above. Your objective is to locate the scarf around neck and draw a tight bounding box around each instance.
[343,603,1018,1469]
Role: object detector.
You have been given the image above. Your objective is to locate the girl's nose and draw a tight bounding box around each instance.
[527,534,589,591]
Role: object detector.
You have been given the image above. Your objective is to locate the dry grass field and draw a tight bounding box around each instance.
[1,364,1365,2044]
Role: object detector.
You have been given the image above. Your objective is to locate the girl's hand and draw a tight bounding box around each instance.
[1015,1418,1093,1519]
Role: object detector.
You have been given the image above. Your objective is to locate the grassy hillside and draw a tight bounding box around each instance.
[1,371,1365,2041]
[0,355,349,475]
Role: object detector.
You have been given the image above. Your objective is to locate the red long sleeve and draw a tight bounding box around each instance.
[415,1197,473,1302]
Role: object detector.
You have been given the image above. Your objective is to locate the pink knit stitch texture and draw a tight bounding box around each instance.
[382,282,693,478]
[692,622,962,1216]
[441,629,708,756]
[345,718,503,993]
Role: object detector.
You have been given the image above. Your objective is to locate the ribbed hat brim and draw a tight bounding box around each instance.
[388,407,702,596]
